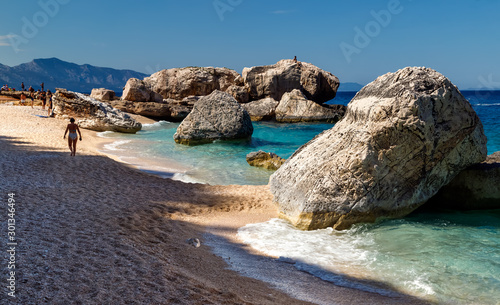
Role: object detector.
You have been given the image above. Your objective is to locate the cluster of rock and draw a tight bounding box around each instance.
[270,67,489,230]
[53,88,142,133]
[246,151,286,170]
[113,59,345,123]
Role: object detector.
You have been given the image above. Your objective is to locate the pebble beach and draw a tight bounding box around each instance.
[0,103,429,304]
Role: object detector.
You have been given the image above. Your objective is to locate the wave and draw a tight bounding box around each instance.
[103,140,132,151]
[141,120,171,131]
[473,103,500,106]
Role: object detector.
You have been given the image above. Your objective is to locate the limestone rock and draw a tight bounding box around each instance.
[108,99,171,118]
[275,89,346,123]
[242,59,339,103]
[270,67,487,230]
[246,151,286,170]
[427,152,500,210]
[226,85,249,103]
[90,88,115,101]
[53,88,142,133]
[242,97,279,121]
[174,90,253,145]
[122,78,162,102]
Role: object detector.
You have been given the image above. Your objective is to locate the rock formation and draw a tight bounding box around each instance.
[122,67,243,102]
[246,151,286,170]
[90,88,115,101]
[275,89,346,123]
[173,90,253,145]
[242,59,340,103]
[427,151,500,210]
[270,67,487,230]
[242,97,279,121]
[53,88,142,133]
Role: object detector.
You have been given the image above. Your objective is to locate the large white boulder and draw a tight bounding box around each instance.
[270,67,487,230]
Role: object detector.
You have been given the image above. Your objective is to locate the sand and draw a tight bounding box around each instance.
[0,103,430,304]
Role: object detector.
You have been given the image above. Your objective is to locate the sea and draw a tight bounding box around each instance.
[98,90,500,305]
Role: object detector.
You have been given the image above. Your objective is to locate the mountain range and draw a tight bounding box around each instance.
[0,58,148,94]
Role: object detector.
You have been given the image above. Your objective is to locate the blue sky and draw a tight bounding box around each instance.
[0,0,499,89]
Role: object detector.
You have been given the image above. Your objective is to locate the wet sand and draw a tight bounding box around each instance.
[0,103,429,304]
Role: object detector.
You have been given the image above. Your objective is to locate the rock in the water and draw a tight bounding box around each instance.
[108,99,172,118]
[242,59,339,103]
[246,150,286,170]
[226,84,250,103]
[427,151,500,210]
[174,90,253,145]
[275,89,345,123]
[53,88,142,133]
[90,88,115,101]
[241,97,279,121]
[122,78,163,102]
[270,67,487,230]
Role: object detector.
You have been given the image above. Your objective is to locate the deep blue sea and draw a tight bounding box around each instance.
[99,90,500,304]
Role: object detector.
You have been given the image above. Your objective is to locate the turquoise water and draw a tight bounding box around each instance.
[99,90,500,304]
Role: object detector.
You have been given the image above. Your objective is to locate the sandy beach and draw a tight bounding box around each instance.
[0,103,429,304]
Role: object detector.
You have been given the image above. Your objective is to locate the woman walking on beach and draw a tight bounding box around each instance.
[63,118,82,156]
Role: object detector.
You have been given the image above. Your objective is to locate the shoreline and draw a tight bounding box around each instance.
[0,103,429,304]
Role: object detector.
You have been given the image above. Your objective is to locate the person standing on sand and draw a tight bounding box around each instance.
[46,90,53,116]
[29,86,35,108]
[63,118,82,156]
[20,92,26,106]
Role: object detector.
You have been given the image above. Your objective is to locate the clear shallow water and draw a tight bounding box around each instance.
[238,210,500,305]
[99,90,500,304]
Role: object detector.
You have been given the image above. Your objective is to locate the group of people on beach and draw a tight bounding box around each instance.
[16,83,53,116]
[2,82,82,156]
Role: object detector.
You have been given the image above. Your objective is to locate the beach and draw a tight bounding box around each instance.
[0,104,430,304]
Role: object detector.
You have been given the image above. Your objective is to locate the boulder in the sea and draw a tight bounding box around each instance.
[242,59,340,103]
[173,90,253,145]
[427,151,500,210]
[90,88,115,101]
[108,99,172,118]
[275,89,346,123]
[246,150,286,170]
[53,88,142,133]
[226,84,250,103]
[241,97,279,121]
[270,67,487,230]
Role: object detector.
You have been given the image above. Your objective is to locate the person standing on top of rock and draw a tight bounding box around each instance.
[21,82,25,91]
[40,82,44,91]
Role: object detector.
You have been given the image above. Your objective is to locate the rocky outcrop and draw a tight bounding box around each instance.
[53,88,142,133]
[246,151,286,170]
[270,67,487,230]
[226,84,249,103]
[122,78,163,102]
[123,67,242,103]
[242,98,279,121]
[427,152,500,210]
[242,59,340,103]
[174,90,253,145]
[108,100,171,118]
[90,88,115,101]
[275,89,346,123]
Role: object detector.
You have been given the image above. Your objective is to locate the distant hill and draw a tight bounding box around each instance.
[0,58,148,94]
[338,82,364,92]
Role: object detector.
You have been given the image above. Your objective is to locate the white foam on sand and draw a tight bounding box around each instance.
[103,140,132,151]
[141,120,171,131]
[235,218,400,298]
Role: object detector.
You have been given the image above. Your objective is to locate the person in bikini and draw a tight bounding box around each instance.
[63,118,82,156]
